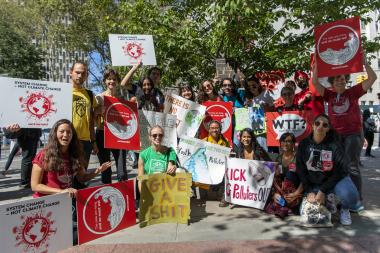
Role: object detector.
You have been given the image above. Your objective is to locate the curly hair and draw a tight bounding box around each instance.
[43,119,85,173]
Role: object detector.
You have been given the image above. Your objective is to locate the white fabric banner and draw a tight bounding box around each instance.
[0,77,72,128]
[0,193,72,253]
[139,110,177,150]
[109,34,157,66]
[225,158,276,210]
[164,94,206,138]
[177,136,231,185]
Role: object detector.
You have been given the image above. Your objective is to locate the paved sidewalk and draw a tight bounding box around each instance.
[1,147,379,253]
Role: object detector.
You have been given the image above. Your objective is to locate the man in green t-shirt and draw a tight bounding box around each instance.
[138,125,177,192]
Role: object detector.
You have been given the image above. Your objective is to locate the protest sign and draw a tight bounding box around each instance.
[164,93,206,138]
[177,136,231,185]
[0,193,72,253]
[109,34,157,66]
[104,96,140,150]
[199,101,233,146]
[76,181,136,244]
[266,111,314,146]
[139,173,192,228]
[139,110,177,150]
[0,77,72,128]
[249,104,267,135]
[225,158,276,210]
[234,108,251,131]
[315,16,363,77]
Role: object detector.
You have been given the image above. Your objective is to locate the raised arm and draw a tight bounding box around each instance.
[311,62,326,97]
[362,59,377,92]
[120,60,142,88]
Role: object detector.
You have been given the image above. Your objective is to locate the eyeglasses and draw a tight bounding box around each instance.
[314,121,329,128]
[151,134,164,138]
[222,84,233,88]
[281,92,293,97]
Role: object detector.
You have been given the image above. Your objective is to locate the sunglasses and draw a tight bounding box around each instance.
[151,133,164,138]
[314,121,329,128]
[281,92,293,97]
[222,84,233,88]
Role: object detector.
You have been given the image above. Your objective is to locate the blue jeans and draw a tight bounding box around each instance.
[341,134,363,200]
[306,176,360,209]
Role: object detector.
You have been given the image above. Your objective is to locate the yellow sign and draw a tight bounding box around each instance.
[139,173,192,227]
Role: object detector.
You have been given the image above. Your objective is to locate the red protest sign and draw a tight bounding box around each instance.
[76,181,136,244]
[104,96,140,150]
[199,101,233,146]
[315,16,363,77]
[266,111,314,146]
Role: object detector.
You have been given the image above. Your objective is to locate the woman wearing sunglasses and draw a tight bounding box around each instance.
[137,125,177,192]
[296,114,361,225]
[220,78,244,108]
[274,86,299,113]
[266,133,302,218]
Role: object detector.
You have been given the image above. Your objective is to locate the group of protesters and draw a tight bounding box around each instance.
[1,51,377,227]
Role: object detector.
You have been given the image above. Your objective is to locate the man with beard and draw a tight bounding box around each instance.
[293,71,324,117]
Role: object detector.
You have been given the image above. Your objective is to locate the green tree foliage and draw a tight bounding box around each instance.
[31,0,380,86]
[0,1,44,79]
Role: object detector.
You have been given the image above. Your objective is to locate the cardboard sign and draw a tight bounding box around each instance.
[266,111,314,146]
[249,104,267,135]
[199,101,233,146]
[225,158,276,210]
[234,108,251,131]
[315,16,363,77]
[104,96,140,150]
[0,77,72,128]
[139,110,177,150]
[164,94,206,138]
[109,34,157,66]
[139,173,192,228]
[76,181,136,244]
[0,193,72,253]
[177,136,231,185]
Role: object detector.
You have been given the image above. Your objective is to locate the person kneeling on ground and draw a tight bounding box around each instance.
[296,114,362,225]
[31,119,111,198]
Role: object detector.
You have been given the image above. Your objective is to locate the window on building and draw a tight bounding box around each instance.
[369,101,374,105]
[361,101,366,106]
[369,88,373,93]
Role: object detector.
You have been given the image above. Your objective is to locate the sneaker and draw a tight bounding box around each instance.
[340,209,352,225]
[350,203,365,213]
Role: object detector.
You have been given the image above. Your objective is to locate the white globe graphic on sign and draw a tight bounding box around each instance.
[317,25,359,66]
[27,95,50,116]
[23,218,49,244]
[105,103,138,140]
[83,186,126,235]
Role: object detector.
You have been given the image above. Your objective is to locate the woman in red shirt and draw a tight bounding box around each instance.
[31,119,112,198]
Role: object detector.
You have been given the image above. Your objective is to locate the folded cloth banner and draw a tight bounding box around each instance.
[0,193,72,253]
[177,136,231,185]
[139,173,192,228]
[266,110,314,146]
[249,104,267,135]
[76,181,136,244]
[199,101,233,146]
[225,158,276,210]
[164,93,206,138]
[109,34,157,66]
[104,96,140,150]
[314,16,363,77]
[234,108,251,131]
[0,77,72,128]
[139,110,177,150]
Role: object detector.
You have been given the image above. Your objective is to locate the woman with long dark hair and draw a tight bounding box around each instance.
[135,76,164,112]
[296,114,362,225]
[179,84,196,101]
[234,128,271,161]
[266,133,302,218]
[220,78,244,108]
[197,79,222,103]
[31,119,111,198]
[363,109,376,157]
